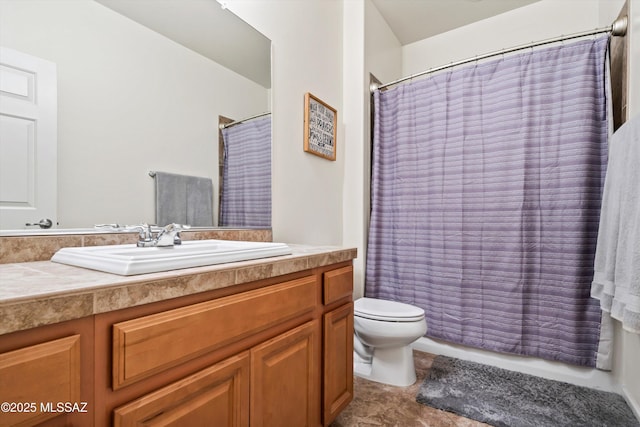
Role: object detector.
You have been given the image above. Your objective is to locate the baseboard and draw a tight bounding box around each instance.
[622,386,640,423]
[412,336,620,393]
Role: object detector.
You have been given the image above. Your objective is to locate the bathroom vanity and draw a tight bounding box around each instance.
[0,235,356,426]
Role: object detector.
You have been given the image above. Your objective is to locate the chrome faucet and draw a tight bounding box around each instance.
[95,223,190,247]
[135,223,155,247]
[137,224,191,248]
[153,223,189,247]
[125,223,189,247]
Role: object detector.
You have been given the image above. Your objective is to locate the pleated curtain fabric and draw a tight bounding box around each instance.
[220,115,271,227]
[366,37,610,367]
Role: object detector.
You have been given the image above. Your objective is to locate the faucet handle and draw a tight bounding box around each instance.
[158,223,190,245]
[94,223,123,231]
[162,223,190,232]
[123,223,154,243]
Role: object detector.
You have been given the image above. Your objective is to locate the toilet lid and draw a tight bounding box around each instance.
[354,297,425,322]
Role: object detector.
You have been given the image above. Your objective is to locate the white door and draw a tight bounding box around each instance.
[0,47,57,230]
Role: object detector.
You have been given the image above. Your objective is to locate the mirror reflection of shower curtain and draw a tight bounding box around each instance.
[220,115,271,227]
[367,36,611,369]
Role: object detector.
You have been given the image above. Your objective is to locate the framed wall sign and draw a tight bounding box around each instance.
[303,92,337,161]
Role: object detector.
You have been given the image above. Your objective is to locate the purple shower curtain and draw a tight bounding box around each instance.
[220,115,271,227]
[366,37,610,367]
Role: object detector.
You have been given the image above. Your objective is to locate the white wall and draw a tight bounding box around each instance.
[403,0,602,75]
[0,0,268,228]
[337,0,404,299]
[226,0,344,246]
[364,0,403,87]
[230,0,401,291]
[342,1,367,295]
[353,0,403,298]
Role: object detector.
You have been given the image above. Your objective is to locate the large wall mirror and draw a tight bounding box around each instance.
[0,0,271,232]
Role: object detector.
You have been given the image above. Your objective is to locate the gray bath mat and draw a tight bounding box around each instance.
[416,356,639,427]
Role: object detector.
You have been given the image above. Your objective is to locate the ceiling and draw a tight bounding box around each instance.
[370,0,542,45]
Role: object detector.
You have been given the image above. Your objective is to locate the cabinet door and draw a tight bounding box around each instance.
[0,335,81,427]
[113,352,250,427]
[323,302,353,426]
[250,320,320,427]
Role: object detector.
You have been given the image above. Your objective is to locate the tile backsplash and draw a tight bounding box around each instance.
[0,229,272,264]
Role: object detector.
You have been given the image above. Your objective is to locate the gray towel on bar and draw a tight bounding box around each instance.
[154,171,213,227]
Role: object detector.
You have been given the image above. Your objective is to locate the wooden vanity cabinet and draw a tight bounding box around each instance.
[322,266,354,426]
[111,320,321,427]
[0,316,94,427]
[0,260,353,427]
[99,261,353,427]
[110,276,318,390]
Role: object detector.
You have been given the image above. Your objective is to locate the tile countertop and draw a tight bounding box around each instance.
[0,244,357,336]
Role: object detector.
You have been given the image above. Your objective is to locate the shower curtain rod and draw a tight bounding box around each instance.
[219,111,271,129]
[374,15,628,92]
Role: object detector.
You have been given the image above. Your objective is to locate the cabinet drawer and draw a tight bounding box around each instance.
[113,276,318,389]
[323,266,353,305]
[0,335,81,427]
[114,352,250,427]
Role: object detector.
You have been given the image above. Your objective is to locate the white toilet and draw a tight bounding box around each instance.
[353,297,427,387]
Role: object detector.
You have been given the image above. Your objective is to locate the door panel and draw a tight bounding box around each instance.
[0,47,57,229]
[0,115,33,204]
[323,302,354,426]
[250,320,320,427]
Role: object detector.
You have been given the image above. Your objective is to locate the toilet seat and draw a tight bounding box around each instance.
[354,297,425,322]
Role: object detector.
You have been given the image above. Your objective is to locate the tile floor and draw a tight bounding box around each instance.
[331,350,490,427]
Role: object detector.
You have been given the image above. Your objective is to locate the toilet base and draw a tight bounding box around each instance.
[353,345,417,387]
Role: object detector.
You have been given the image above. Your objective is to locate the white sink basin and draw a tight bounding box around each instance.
[51,239,292,276]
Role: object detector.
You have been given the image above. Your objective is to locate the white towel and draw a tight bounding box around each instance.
[591,114,640,334]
